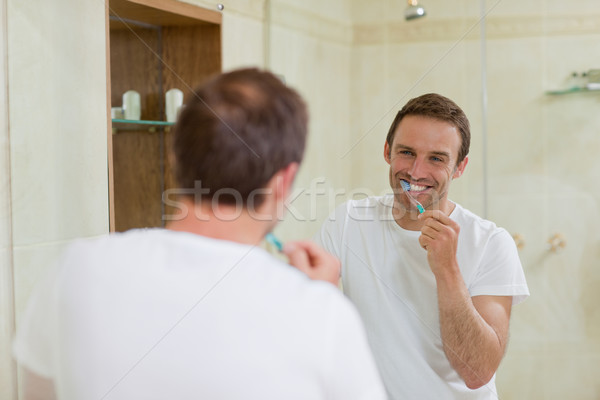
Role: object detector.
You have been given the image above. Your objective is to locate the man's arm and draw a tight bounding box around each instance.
[437,285,511,388]
[419,210,512,389]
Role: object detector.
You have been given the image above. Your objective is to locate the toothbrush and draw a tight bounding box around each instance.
[265,232,284,252]
[400,180,425,214]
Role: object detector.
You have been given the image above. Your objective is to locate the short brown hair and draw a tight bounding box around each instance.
[385,93,470,165]
[171,68,308,206]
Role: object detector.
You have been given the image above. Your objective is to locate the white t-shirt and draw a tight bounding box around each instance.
[315,196,529,400]
[14,229,387,400]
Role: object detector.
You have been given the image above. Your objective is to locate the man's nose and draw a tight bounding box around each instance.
[407,157,427,179]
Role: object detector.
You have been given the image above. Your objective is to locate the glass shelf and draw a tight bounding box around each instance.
[112,118,175,126]
[545,86,600,95]
[111,118,175,133]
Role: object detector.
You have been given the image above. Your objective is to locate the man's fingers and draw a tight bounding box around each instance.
[282,240,341,285]
[419,209,460,235]
[283,242,311,274]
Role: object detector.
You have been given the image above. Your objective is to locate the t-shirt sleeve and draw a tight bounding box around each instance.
[12,261,61,378]
[468,228,530,305]
[324,295,388,400]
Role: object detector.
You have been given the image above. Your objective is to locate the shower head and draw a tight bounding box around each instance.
[404,0,426,21]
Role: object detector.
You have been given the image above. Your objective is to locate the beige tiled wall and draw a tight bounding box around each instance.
[1,0,16,397]
[6,0,110,310]
[2,0,109,398]
[266,0,354,241]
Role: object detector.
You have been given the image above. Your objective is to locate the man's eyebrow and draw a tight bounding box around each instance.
[393,144,414,151]
[431,151,450,158]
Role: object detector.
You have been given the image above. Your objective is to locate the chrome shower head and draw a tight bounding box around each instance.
[405,0,426,21]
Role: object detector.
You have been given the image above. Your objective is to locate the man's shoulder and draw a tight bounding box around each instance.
[63,229,177,260]
[452,203,511,243]
[452,203,498,230]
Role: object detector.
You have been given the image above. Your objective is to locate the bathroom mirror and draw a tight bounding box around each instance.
[264,1,600,398]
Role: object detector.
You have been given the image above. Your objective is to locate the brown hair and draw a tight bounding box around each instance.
[385,93,470,165]
[171,68,308,206]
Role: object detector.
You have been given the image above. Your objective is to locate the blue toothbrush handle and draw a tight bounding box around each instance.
[265,233,284,252]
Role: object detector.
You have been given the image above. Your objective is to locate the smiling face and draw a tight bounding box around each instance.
[384,115,468,218]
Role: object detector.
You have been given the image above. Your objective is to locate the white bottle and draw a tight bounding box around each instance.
[122,90,141,120]
[165,89,184,122]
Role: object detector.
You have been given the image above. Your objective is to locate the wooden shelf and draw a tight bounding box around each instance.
[109,0,221,27]
[107,0,221,232]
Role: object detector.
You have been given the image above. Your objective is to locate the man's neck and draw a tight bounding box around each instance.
[165,197,272,246]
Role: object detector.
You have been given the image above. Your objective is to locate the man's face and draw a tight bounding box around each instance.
[384,115,468,213]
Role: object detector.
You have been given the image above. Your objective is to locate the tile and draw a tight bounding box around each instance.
[348,44,395,191]
[12,241,74,327]
[350,0,385,25]
[222,13,264,70]
[268,22,354,240]
[489,190,600,362]
[486,37,546,179]
[271,0,352,44]
[0,130,10,250]
[542,34,600,89]
[496,352,546,399]
[0,3,9,251]
[278,0,352,24]
[543,0,600,16]
[542,35,600,195]
[0,248,17,400]
[488,0,544,18]
[539,348,600,399]
[8,0,109,247]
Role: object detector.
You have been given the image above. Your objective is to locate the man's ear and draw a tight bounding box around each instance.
[453,156,468,179]
[274,162,299,201]
[383,142,391,164]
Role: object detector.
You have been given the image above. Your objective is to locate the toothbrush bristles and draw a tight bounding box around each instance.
[400,180,411,192]
[400,179,425,214]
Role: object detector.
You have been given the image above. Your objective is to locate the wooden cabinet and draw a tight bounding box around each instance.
[106,0,221,232]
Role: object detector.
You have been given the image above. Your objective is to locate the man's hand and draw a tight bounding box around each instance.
[283,240,341,286]
[418,210,460,276]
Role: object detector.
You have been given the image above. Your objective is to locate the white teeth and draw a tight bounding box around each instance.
[410,183,427,191]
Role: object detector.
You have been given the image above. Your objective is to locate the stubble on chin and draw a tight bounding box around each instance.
[391,193,421,221]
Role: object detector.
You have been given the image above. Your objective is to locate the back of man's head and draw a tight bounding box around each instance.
[172,68,308,207]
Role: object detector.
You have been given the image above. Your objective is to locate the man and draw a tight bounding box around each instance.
[13,68,386,400]
[316,93,529,399]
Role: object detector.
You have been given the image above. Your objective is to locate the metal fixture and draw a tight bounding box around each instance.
[405,0,426,21]
[547,233,566,252]
[512,233,525,250]
[217,4,224,11]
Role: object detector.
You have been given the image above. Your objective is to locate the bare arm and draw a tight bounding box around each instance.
[419,210,512,389]
[22,368,56,400]
[437,282,511,388]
